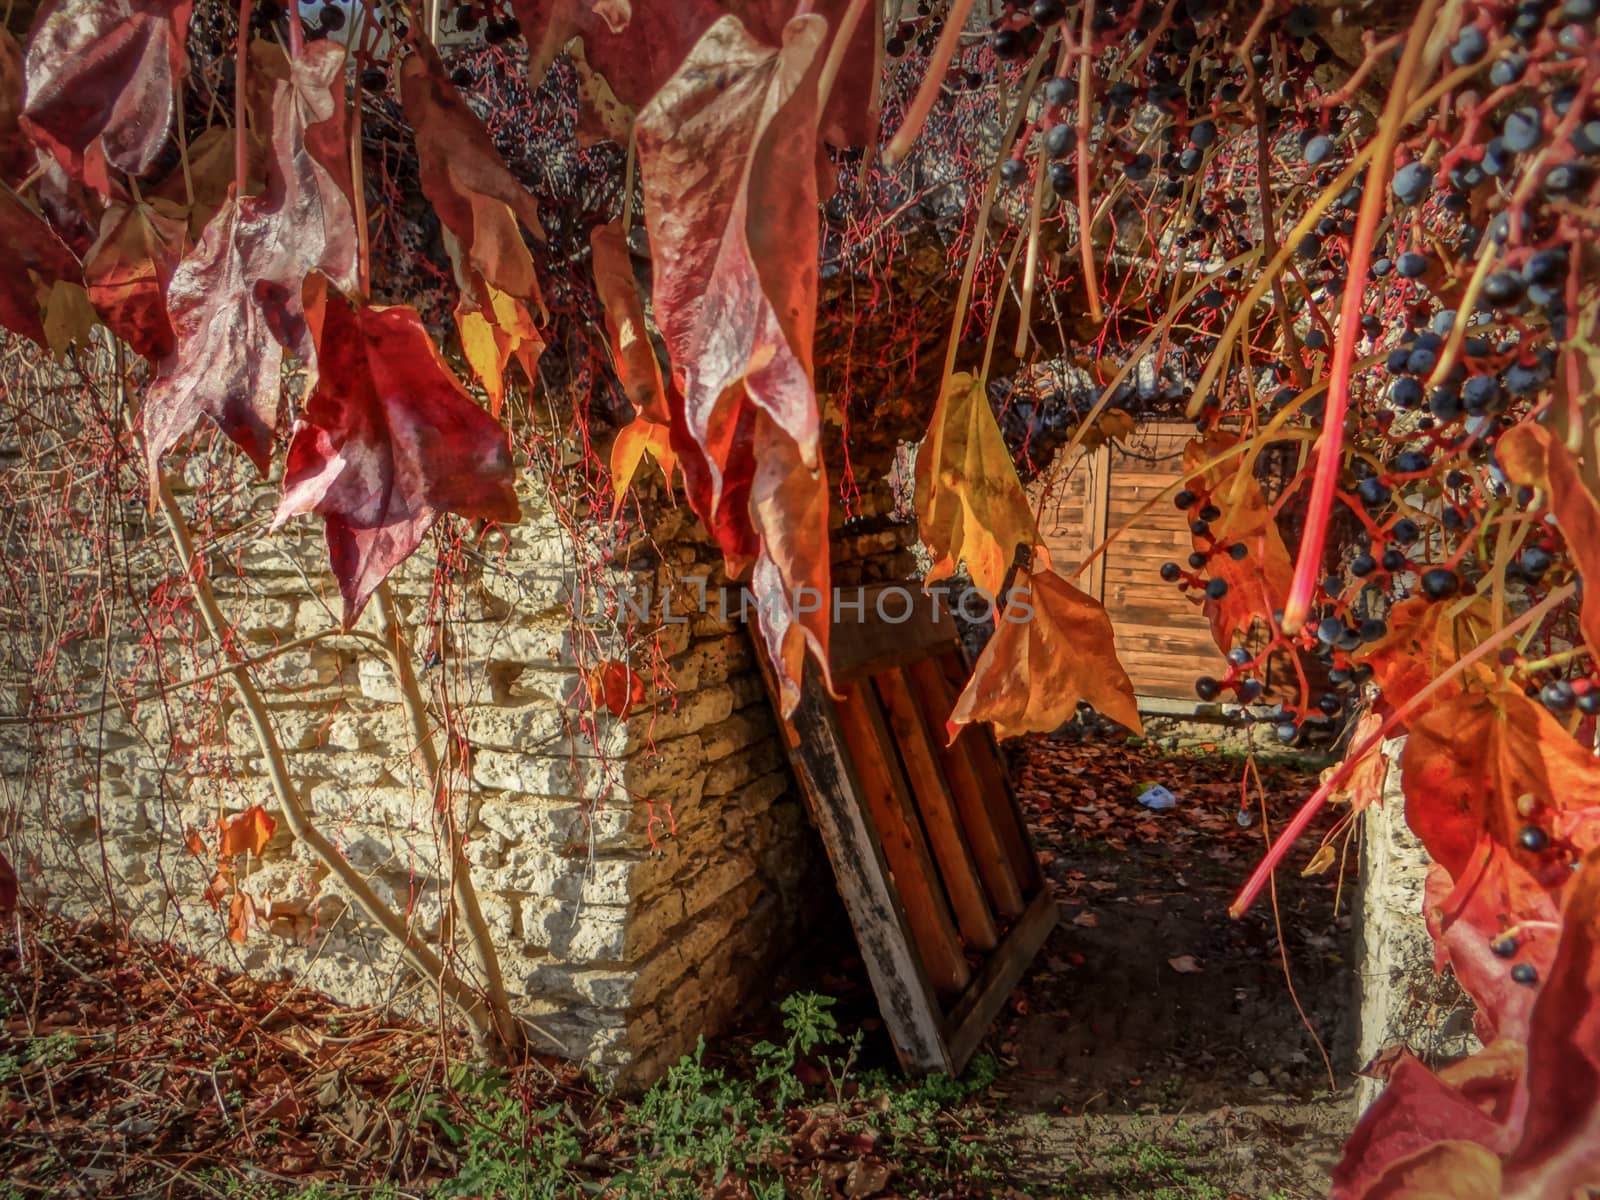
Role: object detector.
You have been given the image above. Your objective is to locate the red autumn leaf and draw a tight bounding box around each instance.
[1181,433,1293,650]
[203,866,232,910]
[400,38,543,300]
[1502,846,1600,1196]
[144,196,284,474]
[915,371,1038,598]
[635,14,832,714]
[0,185,81,345]
[219,804,276,858]
[1333,850,1600,1199]
[1,30,34,183]
[0,848,18,915]
[586,659,645,717]
[272,291,520,623]
[1498,420,1600,665]
[20,0,194,182]
[1402,687,1600,1038]
[145,40,356,475]
[183,827,205,857]
[591,218,667,424]
[1357,595,1495,711]
[82,198,185,360]
[516,0,878,149]
[949,565,1142,739]
[244,39,359,356]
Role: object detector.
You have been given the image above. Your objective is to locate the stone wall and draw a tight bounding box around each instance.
[0,392,917,1084]
[1352,736,1480,1113]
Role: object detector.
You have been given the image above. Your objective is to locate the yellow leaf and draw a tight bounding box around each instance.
[42,280,97,358]
[915,371,1037,596]
[456,281,544,418]
[1301,843,1337,876]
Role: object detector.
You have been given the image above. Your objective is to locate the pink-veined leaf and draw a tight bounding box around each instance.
[21,0,194,182]
[272,291,520,623]
[635,13,831,714]
[144,40,356,476]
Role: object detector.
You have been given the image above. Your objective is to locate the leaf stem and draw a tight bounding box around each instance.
[235,0,253,195]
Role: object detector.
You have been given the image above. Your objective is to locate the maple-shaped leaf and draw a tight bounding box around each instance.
[915,371,1038,597]
[0,185,82,345]
[456,281,544,418]
[21,0,194,182]
[143,196,284,474]
[635,14,832,713]
[400,38,542,300]
[145,41,356,475]
[1498,420,1600,664]
[515,0,879,150]
[1181,433,1293,650]
[591,218,667,424]
[220,804,276,857]
[1357,595,1495,711]
[949,565,1142,738]
[273,292,520,622]
[585,659,645,717]
[1402,687,1600,1038]
[82,198,185,360]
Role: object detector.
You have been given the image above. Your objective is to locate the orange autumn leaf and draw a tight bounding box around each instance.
[183,826,205,857]
[1181,433,1293,650]
[219,804,275,858]
[1498,420,1600,664]
[591,217,667,424]
[948,565,1141,739]
[455,280,544,417]
[585,659,645,718]
[1401,687,1600,1039]
[228,889,260,943]
[1356,595,1494,710]
[915,371,1037,597]
[610,416,675,513]
[1324,709,1387,812]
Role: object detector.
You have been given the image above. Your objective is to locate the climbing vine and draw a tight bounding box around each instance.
[1,0,1599,1191]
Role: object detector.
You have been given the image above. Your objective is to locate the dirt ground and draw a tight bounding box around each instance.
[0,725,1359,1198]
[744,724,1358,1198]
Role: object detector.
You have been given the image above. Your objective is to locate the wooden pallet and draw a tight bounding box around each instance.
[757,585,1058,1074]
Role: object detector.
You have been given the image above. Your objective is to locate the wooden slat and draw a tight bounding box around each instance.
[873,666,999,952]
[942,890,1060,1072]
[755,657,951,1072]
[827,584,959,684]
[937,651,1043,894]
[834,682,972,997]
[903,657,1026,920]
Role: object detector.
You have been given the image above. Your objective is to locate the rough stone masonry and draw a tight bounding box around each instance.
[0,379,918,1084]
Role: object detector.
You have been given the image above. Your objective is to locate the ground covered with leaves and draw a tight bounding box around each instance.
[1,730,1353,1199]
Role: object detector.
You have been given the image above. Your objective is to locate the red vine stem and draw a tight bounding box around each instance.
[1280,0,1443,633]
[1229,581,1577,919]
[234,0,253,195]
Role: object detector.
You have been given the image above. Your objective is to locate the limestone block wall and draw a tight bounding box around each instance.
[1352,735,1480,1113]
[0,405,917,1083]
